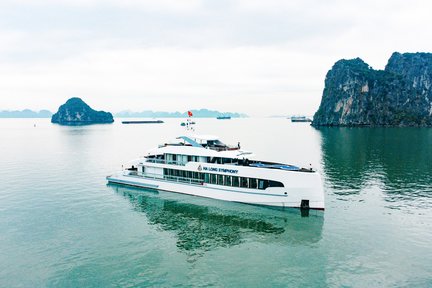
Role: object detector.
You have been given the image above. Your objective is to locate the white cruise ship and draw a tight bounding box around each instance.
[107,135,325,210]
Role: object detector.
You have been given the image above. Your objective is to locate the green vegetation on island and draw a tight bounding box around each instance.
[51,97,114,125]
[313,52,432,127]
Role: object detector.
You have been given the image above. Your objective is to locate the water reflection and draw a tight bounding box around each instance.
[109,185,323,256]
[318,127,432,206]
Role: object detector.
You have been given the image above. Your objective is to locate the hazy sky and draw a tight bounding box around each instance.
[0,0,431,116]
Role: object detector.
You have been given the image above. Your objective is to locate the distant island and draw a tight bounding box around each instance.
[51,97,114,125]
[115,109,247,118]
[0,108,246,118]
[0,109,52,118]
[313,52,432,127]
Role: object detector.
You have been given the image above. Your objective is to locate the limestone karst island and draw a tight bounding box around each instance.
[312,52,432,127]
[51,97,114,125]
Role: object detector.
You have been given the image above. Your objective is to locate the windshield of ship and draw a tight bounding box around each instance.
[207,140,225,147]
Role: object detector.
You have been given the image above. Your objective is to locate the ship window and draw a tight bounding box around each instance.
[142,167,145,174]
[204,173,210,183]
[258,180,269,190]
[211,174,217,184]
[249,178,257,189]
[172,154,177,162]
[188,155,192,162]
[225,175,232,186]
[240,177,248,188]
[218,174,224,185]
[269,180,284,187]
[232,176,239,187]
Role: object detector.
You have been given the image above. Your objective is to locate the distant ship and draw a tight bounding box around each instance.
[290,116,312,123]
[217,116,231,120]
[180,121,196,126]
[122,120,164,124]
[107,134,324,210]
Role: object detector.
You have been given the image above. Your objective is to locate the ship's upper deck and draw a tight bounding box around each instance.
[143,135,313,172]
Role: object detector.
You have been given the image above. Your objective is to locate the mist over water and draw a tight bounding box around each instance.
[1,118,431,287]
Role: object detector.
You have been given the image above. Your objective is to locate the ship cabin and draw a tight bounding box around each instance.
[142,135,310,173]
[124,135,314,192]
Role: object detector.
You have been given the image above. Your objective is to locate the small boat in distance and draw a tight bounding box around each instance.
[122,120,164,124]
[290,116,312,123]
[217,116,231,120]
[181,121,196,126]
[107,134,324,210]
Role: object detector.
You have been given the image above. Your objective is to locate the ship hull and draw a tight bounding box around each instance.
[107,172,325,210]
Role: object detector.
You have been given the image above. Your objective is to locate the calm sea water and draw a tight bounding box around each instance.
[1,118,431,287]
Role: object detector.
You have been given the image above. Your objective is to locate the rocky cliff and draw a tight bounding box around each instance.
[312,52,432,126]
[51,97,114,125]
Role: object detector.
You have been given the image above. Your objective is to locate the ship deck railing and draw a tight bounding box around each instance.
[144,157,313,172]
[206,146,239,152]
[145,158,187,166]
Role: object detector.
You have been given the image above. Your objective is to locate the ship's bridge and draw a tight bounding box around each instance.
[177,135,239,152]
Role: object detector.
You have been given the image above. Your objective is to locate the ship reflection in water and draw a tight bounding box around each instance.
[109,185,323,256]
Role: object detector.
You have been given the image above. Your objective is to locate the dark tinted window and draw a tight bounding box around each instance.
[240,177,248,188]
[232,176,239,187]
[211,174,217,184]
[225,175,232,186]
[218,174,224,185]
[268,180,284,187]
[249,178,257,189]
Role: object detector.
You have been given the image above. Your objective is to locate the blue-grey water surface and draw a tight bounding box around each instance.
[1,118,431,287]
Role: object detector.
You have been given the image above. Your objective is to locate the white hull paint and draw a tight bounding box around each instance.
[107,171,325,210]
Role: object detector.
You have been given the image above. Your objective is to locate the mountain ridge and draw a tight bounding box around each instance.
[312,52,432,127]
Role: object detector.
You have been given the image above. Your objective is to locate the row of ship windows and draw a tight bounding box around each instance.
[163,168,284,189]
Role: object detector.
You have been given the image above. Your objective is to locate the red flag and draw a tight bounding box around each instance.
[188,111,193,117]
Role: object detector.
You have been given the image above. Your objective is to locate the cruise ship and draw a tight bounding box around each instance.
[106,135,325,210]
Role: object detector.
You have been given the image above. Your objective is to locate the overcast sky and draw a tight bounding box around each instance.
[0,0,431,116]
